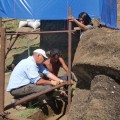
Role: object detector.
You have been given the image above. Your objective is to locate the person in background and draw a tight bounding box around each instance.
[69,12,94,38]
[7,49,64,100]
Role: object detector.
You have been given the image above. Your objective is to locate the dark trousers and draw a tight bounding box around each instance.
[10,84,53,99]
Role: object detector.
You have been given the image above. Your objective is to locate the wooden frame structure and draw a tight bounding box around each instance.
[0,8,74,119]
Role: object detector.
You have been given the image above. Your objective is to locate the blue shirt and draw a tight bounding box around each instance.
[7,56,49,91]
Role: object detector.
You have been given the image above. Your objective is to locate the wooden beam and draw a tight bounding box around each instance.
[0,18,2,27]
[0,28,6,113]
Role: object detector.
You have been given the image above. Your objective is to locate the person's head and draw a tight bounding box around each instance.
[78,12,92,25]
[33,49,48,64]
[50,49,62,63]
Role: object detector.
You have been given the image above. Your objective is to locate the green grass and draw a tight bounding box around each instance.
[15,108,39,118]
[71,81,77,97]
[3,19,20,31]
[4,19,40,67]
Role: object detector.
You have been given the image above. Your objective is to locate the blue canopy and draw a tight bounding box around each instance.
[0,0,117,28]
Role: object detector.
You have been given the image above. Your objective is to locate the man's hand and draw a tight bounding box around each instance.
[71,72,78,82]
[59,79,64,83]
[51,80,59,86]
[70,79,74,84]
[68,16,74,21]
[51,79,65,86]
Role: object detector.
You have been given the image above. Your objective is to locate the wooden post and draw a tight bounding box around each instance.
[0,18,2,27]
[66,7,72,113]
[117,16,120,27]
[0,28,6,113]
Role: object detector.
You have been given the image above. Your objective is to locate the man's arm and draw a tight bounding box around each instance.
[36,78,59,86]
[38,64,64,83]
[59,57,74,84]
[59,57,68,75]
[46,72,64,83]
[69,16,88,30]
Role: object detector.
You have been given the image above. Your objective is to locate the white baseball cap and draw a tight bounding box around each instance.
[33,49,48,58]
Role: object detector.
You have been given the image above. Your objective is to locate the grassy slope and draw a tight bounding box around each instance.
[4,19,40,67]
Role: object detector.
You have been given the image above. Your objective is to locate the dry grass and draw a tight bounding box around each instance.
[3,19,40,67]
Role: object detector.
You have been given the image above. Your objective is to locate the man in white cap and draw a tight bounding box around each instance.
[7,49,64,100]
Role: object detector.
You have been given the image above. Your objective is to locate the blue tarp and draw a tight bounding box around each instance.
[0,0,117,28]
[100,0,117,28]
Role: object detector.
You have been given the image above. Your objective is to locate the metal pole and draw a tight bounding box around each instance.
[5,30,76,35]
[4,82,67,111]
[66,7,72,113]
[0,28,6,113]
[27,38,30,56]
[0,18,2,27]
[5,35,19,59]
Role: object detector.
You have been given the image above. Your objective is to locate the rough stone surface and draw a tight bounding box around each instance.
[68,28,120,120]
[72,28,120,89]
[68,75,120,120]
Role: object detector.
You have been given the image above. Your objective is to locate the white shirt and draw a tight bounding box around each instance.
[7,56,49,91]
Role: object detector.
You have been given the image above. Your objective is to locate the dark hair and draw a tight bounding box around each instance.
[78,12,92,25]
[50,49,62,57]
